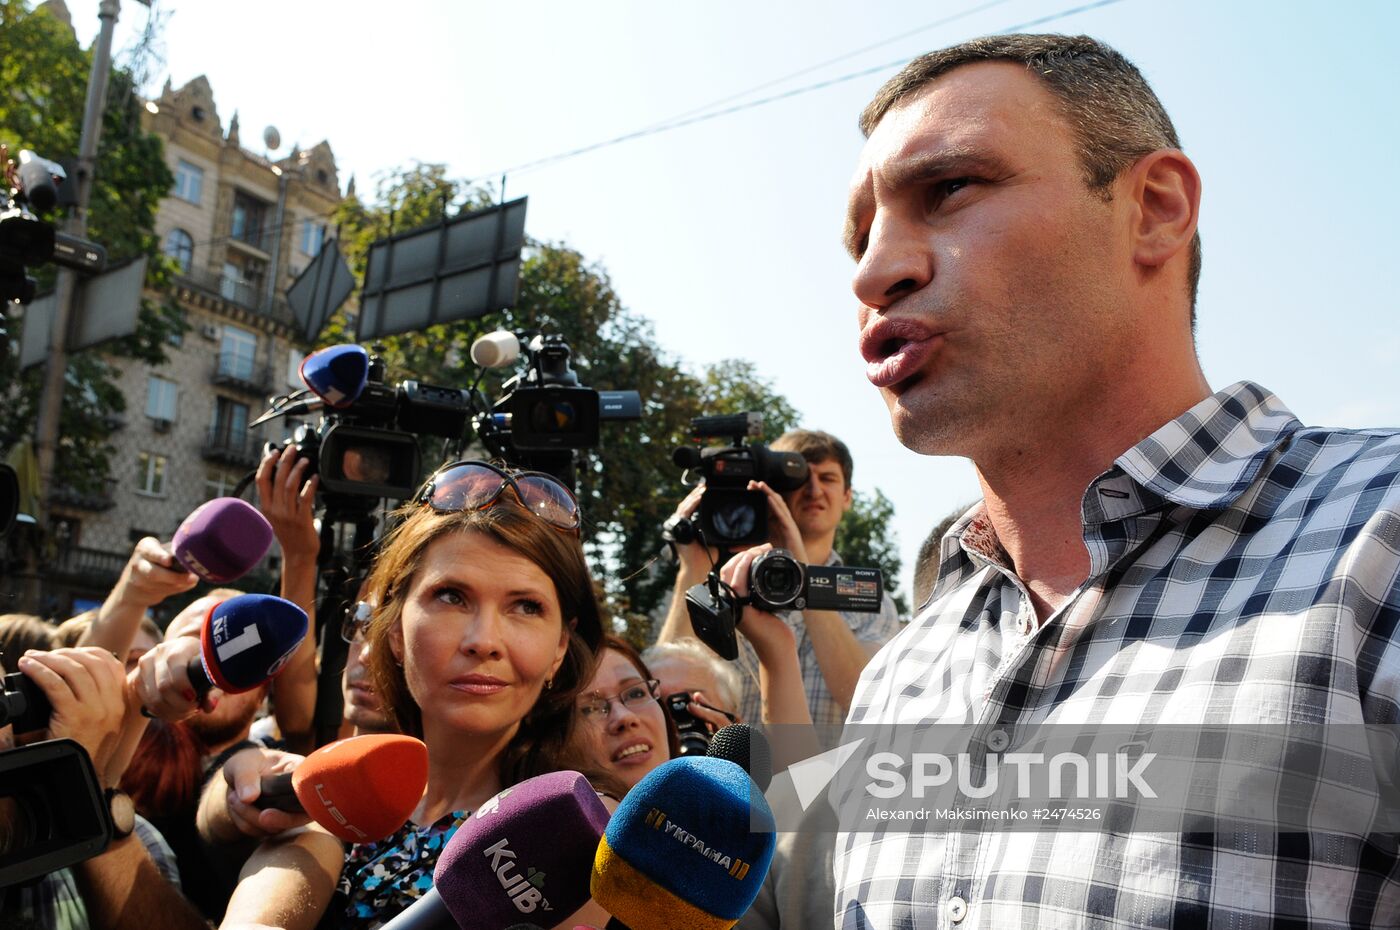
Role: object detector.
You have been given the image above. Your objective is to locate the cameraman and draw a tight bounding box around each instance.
[657,429,901,727]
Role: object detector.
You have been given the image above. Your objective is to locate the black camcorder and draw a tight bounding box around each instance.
[259,348,475,506]
[0,739,114,888]
[684,548,885,660]
[0,671,51,735]
[668,413,808,549]
[665,691,713,757]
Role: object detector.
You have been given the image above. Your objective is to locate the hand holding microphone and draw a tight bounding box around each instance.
[132,593,309,720]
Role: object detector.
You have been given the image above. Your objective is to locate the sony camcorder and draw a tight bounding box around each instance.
[684,548,885,660]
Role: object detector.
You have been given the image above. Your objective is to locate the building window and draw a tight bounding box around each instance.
[212,397,250,440]
[219,325,257,380]
[286,348,303,389]
[204,469,238,501]
[136,452,167,496]
[145,376,177,421]
[163,228,194,274]
[300,218,325,257]
[231,191,270,251]
[174,159,203,204]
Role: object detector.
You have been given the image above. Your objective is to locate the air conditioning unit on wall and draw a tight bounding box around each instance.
[151,417,173,433]
[200,323,219,341]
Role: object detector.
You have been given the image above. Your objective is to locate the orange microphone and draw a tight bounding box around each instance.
[255,734,428,842]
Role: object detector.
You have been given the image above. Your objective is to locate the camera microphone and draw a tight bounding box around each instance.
[470,330,522,369]
[379,770,609,930]
[170,497,274,584]
[592,756,776,930]
[253,734,429,843]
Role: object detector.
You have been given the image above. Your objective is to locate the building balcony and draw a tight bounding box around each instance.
[50,477,118,512]
[203,425,263,469]
[211,351,273,396]
[50,545,129,587]
[174,266,295,327]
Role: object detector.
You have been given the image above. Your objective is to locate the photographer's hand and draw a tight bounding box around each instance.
[657,484,721,645]
[749,480,809,563]
[17,647,132,784]
[83,536,198,660]
[256,446,319,751]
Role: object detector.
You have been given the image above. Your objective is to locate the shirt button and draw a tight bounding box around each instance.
[947,895,968,923]
[988,729,1010,752]
[1016,616,1029,634]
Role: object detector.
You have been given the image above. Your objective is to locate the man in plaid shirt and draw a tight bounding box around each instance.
[839,32,1400,928]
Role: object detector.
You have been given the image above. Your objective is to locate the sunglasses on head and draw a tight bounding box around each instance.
[414,460,581,533]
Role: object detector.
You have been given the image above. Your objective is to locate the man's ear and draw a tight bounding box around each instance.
[841,483,854,513]
[1126,149,1200,274]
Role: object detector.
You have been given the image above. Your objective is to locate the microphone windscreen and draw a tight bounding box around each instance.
[170,497,273,583]
[470,331,521,368]
[707,724,773,792]
[299,343,369,408]
[292,734,428,843]
[434,770,609,927]
[593,756,776,930]
[199,593,309,693]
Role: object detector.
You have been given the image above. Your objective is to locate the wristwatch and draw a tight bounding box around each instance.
[104,787,136,840]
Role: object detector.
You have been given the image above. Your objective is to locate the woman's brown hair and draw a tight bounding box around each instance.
[364,499,603,787]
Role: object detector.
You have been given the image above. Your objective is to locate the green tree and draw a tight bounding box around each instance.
[0,0,183,498]
[833,487,908,616]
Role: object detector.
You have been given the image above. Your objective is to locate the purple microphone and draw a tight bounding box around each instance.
[170,497,274,584]
[380,770,610,930]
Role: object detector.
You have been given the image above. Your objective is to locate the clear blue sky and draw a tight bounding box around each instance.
[69,0,1400,603]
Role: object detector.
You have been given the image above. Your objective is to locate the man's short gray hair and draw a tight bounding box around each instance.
[642,637,743,716]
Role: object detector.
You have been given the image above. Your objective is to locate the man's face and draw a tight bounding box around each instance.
[847,62,1133,457]
[781,458,852,541]
[648,655,739,722]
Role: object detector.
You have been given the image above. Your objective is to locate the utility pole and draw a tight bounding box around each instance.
[32,0,122,536]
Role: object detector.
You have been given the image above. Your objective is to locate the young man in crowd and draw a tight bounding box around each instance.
[838,33,1400,926]
[657,429,902,728]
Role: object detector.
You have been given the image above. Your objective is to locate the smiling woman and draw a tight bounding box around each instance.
[218,488,605,930]
[571,636,681,797]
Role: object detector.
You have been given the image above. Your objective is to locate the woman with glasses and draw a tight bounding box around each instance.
[571,635,685,796]
[219,461,605,930]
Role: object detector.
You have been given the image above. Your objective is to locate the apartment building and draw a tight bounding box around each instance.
[42,75,346,614]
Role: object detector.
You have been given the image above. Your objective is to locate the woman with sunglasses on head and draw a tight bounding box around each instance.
[219,461,604,930]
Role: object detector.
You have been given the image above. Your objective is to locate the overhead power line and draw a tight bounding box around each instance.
[473,0,1128,183]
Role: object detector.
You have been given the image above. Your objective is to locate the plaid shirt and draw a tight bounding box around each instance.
[835,382,1400,929]
[735,550,904,730]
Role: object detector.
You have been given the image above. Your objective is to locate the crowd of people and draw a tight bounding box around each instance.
[6,28,1400,930]
[2,423,893,929]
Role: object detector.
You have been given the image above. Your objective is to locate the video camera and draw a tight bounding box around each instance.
[683,548,885,660]
[0,675,114,888]
[667,413,808,549]
[1,147,106,307]
[255,330,642,505]
[469,330,641,471]
[256,344,475,506]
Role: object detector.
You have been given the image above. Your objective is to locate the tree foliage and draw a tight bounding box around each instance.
[0,0,183,497]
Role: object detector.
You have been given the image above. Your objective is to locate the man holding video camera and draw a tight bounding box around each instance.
[658,429,901,728]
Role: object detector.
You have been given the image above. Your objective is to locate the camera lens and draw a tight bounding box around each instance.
[710,500,757,543]
[751,550,803,609]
